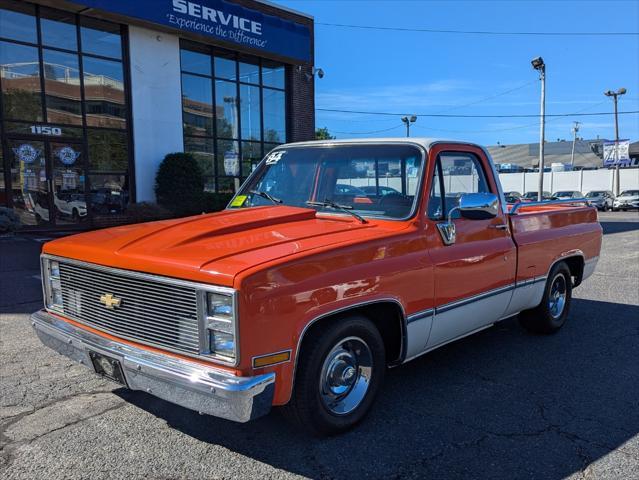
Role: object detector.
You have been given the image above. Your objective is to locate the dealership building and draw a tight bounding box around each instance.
[0,0,315,230]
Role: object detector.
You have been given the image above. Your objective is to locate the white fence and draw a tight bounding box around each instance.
[499,169,639,195]
[336,168,639,196]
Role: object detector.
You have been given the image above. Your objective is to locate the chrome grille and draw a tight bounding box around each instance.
[58,262,201,355]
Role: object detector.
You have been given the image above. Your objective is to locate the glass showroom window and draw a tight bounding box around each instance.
[0,0,132,227]
[180,40,286,193]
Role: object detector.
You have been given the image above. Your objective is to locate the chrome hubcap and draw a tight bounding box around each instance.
[319,336,372,415]
[548,273,567,319]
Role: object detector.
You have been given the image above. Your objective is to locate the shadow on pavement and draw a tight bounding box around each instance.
[116,297,639,479]
[600,220,639,235]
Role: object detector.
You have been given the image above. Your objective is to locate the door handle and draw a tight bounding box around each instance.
[489,223,509,230]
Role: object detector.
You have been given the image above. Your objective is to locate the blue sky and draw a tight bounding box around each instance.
[278,0,639,146]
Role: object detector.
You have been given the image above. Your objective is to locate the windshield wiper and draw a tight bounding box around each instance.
[250,190,282,205]
[306,199,368,224]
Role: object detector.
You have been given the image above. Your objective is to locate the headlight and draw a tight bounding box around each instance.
[205,291,236,361]
[42,258,63,313]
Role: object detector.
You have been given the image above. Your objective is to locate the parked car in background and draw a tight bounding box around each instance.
[334,183,368,197]
[54,192,87,221]
[585,190,615,211]
[32,138,602,435]
[360,185,401,197]
[504,191,522,204]
[522,191,553,202]
[613,190,639,211]
[553,191,583,200]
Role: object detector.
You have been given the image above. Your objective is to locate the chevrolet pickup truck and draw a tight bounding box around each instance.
[32,138,602,435]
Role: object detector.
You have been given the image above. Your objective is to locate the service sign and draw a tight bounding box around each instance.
[603,140,631,167]
[72,0,311,62]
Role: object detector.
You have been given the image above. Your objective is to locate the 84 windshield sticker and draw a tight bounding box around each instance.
[266,150,286,165]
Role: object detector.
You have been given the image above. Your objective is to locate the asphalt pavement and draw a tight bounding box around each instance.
[1,211,638,479]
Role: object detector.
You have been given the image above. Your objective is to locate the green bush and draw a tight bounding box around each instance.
[0,207,20,233]
[155,152,205,216]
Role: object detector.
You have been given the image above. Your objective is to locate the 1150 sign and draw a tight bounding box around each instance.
[30,125,62,136]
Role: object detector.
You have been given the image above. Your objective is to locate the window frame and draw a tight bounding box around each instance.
[179,39,287,193]
[0,0,134,224]
[428,151,494,221]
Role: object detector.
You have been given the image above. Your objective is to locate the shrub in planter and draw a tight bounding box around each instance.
[155,152,205,216]
[0,207,20,233]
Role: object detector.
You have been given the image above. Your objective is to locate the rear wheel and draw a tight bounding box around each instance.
[519,262,572,334]
[284,315,385,436]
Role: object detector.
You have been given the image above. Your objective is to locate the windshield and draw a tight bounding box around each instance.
[554,191,573,197]
[586,191,604,198]
[230,144,424,220]
[620,190,639,197]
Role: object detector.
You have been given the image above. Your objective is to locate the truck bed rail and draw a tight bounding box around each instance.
[509,198,589,215]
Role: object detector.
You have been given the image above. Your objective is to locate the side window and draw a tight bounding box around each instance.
[428,152,491,220]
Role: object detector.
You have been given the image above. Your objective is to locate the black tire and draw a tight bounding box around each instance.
[72,209,79,221]
[519,262,572,334]
[284,315,386,436]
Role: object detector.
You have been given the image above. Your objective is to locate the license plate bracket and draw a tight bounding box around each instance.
[88,350,127,386]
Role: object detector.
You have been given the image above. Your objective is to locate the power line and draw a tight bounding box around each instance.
[432,80,537,114]
[316,22,639,36]
[316,108,639,119]
[332,124,404,135]
[411,100,614,134]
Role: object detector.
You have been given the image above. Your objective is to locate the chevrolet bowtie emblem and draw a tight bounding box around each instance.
[100,293,122,310]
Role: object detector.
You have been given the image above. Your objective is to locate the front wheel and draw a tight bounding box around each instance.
[519,262,572,334]
[284,316,386,436]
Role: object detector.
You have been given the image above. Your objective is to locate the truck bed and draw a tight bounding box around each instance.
[508,204,602,282]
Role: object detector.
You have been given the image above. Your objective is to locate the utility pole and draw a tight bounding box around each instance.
[604,88,627,195]
[531,57,546,201]
[401,115,417,137]
[570,121,581,168]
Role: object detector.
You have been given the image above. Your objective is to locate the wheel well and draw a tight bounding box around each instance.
[299,302,405,366]
[561,256,585,287]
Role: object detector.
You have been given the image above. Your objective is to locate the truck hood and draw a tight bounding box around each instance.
[43,206,381,287]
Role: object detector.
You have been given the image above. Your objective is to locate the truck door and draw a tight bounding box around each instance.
[425,145,517,349]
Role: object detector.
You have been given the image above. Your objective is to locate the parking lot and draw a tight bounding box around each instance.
[1,211,638,479]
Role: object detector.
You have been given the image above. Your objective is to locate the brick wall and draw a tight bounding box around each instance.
[287,65,315,142]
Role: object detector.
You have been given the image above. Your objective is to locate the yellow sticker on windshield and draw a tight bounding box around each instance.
[230,195,247,207]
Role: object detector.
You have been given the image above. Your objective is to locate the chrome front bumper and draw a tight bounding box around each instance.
[31,310,275,423]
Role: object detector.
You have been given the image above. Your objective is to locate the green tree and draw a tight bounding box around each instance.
[315,127,335,140]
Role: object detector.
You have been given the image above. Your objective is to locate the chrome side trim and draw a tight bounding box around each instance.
[31,310,274,423]
[509,198,589,215]
[40,254,240,367]
[435,283,515,314]
[407,308,434,324]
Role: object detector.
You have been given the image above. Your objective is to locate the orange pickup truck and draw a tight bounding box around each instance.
[32,139,602,435]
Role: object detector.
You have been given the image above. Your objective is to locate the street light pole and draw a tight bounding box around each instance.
[570,121,580,168]
[401,115,417,137]
[605,88,626,195]
[531,57,546,201]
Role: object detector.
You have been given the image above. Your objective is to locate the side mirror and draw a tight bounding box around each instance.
[457,193,500,220]
[437,193,500,245]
